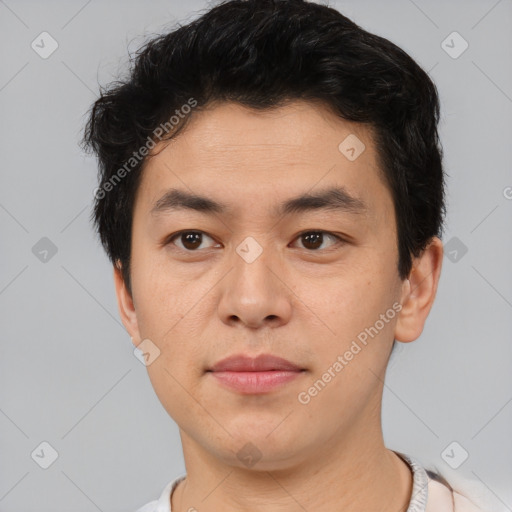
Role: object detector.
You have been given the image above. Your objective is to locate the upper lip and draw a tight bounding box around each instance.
[208,353,304,372]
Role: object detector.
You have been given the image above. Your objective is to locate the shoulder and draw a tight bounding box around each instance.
[453,490,487,512]
[427,476,482,512]
[426,469,499,512]
[134,501,159,512]
[395,452,495,512]
[133,474,186,512]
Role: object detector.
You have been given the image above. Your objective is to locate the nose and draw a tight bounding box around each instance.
[216,241,293,329]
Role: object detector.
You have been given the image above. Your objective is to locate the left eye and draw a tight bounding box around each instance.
[291,231,342,251]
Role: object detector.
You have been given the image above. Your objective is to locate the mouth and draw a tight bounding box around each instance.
[207,353,305,372]
[206,353,306,394]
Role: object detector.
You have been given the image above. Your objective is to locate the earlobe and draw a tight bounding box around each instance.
[113,262,141,346]
[394,237,443,343]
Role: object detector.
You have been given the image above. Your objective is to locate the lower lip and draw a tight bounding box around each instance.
[209,370,304,394]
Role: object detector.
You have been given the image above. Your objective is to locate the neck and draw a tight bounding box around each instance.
[172,421,413,512]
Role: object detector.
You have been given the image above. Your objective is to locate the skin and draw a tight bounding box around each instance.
[114,101,443,511]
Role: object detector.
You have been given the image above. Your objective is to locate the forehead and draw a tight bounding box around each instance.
[135,101,390,221]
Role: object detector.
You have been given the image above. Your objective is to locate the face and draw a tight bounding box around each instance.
[115,101,436,470]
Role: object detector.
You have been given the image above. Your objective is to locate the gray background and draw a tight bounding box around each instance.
[1,0,511,510]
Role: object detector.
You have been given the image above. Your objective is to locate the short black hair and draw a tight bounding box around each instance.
[82,0,446,299]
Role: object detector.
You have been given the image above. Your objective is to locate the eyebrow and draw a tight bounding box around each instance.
[150,186,368,218]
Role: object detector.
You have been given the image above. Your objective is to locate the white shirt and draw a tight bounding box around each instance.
[134,452,486,512]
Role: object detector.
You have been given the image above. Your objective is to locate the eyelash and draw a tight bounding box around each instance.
[164,230,346,252]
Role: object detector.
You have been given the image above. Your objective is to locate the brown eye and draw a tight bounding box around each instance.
[168,231,217,251]
[294,231,342,250]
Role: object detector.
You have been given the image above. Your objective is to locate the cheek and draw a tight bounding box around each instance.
[130,242,178,332]
[320,250,394,311]
[303,250,399,364]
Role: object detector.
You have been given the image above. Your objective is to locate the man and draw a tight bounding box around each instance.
[82,0,486,510]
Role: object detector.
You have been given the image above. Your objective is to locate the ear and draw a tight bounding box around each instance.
[113,261,141,347]
[394,237,443,343]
